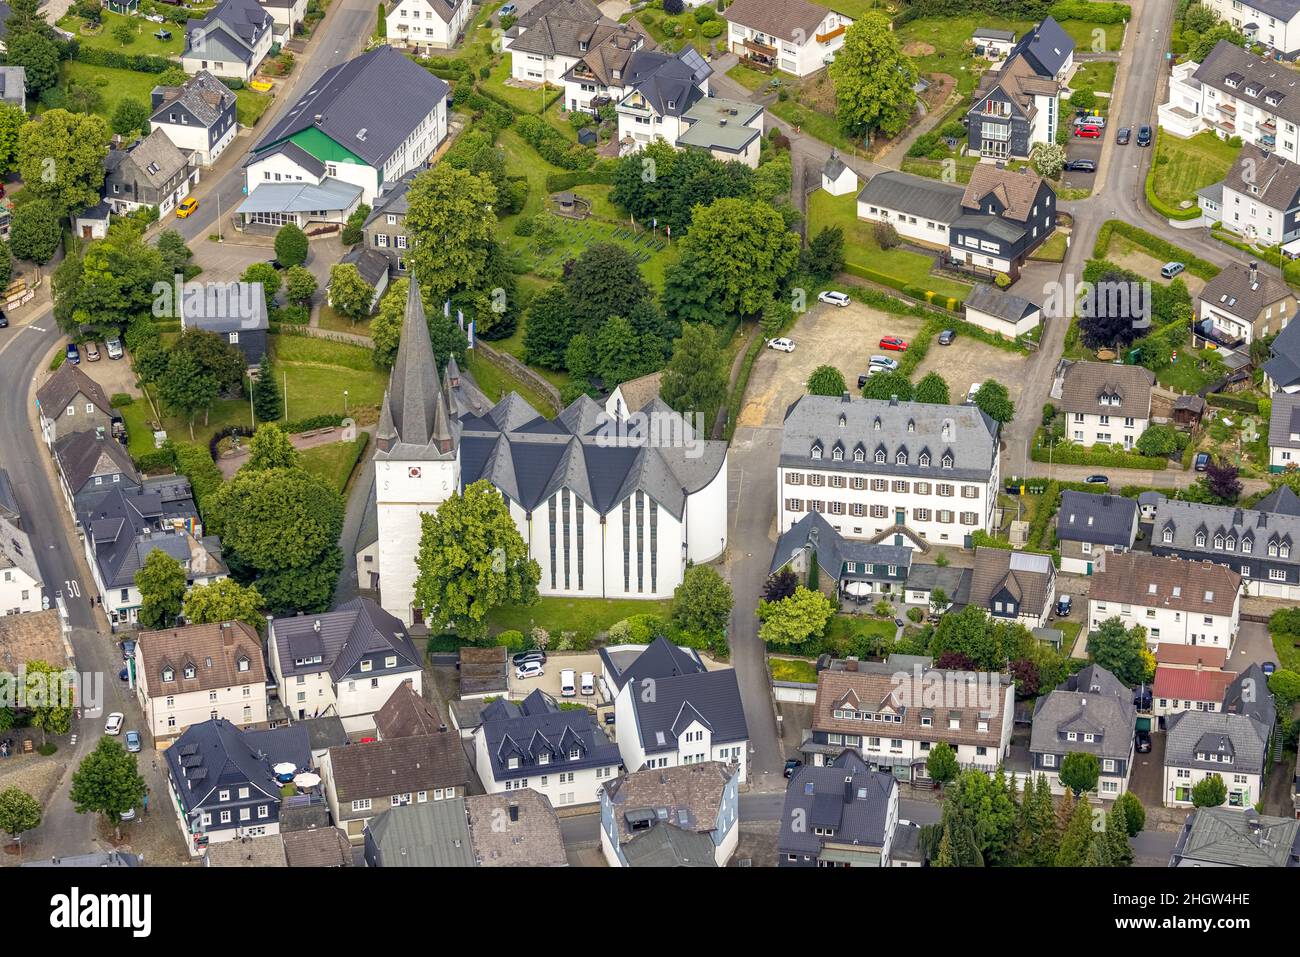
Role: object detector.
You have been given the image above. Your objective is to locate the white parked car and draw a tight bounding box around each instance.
[580,671,595,696]
[818,290,851,307]
[515,662,544,681]
[868,355,898,371]
[767,337,796,353]
[104,712,124,735]
[560,668,577,697]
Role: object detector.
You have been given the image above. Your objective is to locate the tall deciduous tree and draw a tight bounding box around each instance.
[756,585,834,648]
[0,787,41,839]
[659,322,727,429]
[69,738,146,839]
[861,369,914,401]
[182,578,265,631]
[0,102,25,176]
[284,265,317,307]
[521,283,573,370]
[914,371,950,404]
[1191,773,1228,807]
[806,364,847,396]
[1059,751,1101,796]
[413,480,541,640]
[405,164,498,305]
[670,565,733,644]
[244,423,299,471]
[329,262,375,322]
[136,550,187,630]
[17,110,112,216]
[274,223,309,267]
[1086,616,1150,686]
[926,741,958,788]
[830,14,918,140]
[370,278,408,368]
[8,198,64,264]
[974,379,1015,425]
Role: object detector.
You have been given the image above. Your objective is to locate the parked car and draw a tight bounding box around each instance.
[511,650,547,667]
[1161,261,1186,279]
[106,337,124,360]
[85,341,101,361]
[857,373,871,388]
[1194,451,1211,471]
[1084,474,1109,485]
[784,758,803,779]
[104,712,124,735]
[1262,661,1277,675]
[119,807,137,822]
[1074,125,1102,138]
[818,290,851,307]
[1137,125,1152,146]
[118,667,130,682]
[1136,730,1152,753]
[175,197,199,218]
[1133,686,1153,711]
[879,336,908,351]
[767,337,796,353]
[500,2,516,14]
[515,662,544,680]
[1116,127,1132,145]
[966,382,983,403]
[1064,159,1097,172]
[120,639,136,661]
[869,355,899,371]
[580,672,595,696]
[1056,594,1072,617]
[65,343,80,365]
[560,668,577,697]
[125,731,141,753]
[0,309,8,329]
[937,329,956,345]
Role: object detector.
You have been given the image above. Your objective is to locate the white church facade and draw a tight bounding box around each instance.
[360,279,729,627]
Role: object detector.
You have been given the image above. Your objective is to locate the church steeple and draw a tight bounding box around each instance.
[383,276,455,453]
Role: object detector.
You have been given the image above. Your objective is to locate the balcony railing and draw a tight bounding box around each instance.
[816,24,846,43]
[1217,102,1236,115]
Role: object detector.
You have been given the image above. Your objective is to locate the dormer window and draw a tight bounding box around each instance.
[162,667,174,682]
[832,447,843,461]
[1162,528,1173,544]
[907,420,915,433]
[237,656,249,672]
[854,448,864,463]
[1283,544,1291,559]
[1269,542,1278,556]
[875,449,886,464]
[895,451,907,465]
[811,444,822,460]
[1242,538,1252,554]
[919,453,930,467]
[539,753,550,764]
[1214,535,1224,549]
[507,757,519,769]
[1196,532,1206,547]
[941,454,953,468]
[568,747,581,759]
[1226,537,1235,550]
[838,414,847,428]
[183,664,196,680]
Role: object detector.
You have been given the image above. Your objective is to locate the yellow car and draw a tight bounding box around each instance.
[176,197,200,218]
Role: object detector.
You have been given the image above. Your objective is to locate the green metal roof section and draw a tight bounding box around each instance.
[288,127,367,166]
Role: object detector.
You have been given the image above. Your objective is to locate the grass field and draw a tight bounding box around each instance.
[299,436,368,492]
[59,61,272,129]
[824,615,898,646]
[769,97,853,151]
[1029,231,1069,262]
[465,351,559,417]
[1072,60,1117,93]
[317,304,372,338]
[769,656,818,683]
[1150,130,1240,211]
[807,189,973,300]
[58,11,185,57]
[726,63,772,91]
[481,60,558,114]
[486,596,673,638]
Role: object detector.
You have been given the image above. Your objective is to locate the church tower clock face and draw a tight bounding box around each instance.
[409,467,422,479]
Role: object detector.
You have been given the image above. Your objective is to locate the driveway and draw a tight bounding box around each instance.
[737,301,925,429]
[910,333,1031,409]
[77,351,140,400]
[1227,620,1276,672]
[508,652,604,702]
[1128,727,1167,809]
[1062,135,1102,192]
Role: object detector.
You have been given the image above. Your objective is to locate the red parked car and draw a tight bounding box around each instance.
[1074,125,1102,138]
[879,336,908,351]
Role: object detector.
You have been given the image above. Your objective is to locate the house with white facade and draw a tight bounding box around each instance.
[1197,259,1297,350]
[1159,40,1300,163]
[779,393,1001,551]
[1153,666,1237,721]
[722,0,852,77]
[962,284,1043,339]
[0,484,41,615]
[364,278,728,626]
[966,45,1061,160]
[604,637,749,781]
[102,129,198,218]
[151,70,239,167]
[800,657,1017,783]
[1163,711,1271,808]
[779,750,899,867]
[473,689,622,808]
[969,547,1056,628]
[257,0,308,40]
[1030,664,1136,797]
[1059,360,1155,450]
[1269,389,1300,471]
[182,0,275,82]
[1087,552,1242,651]
[239,45,449,225]
[1056,490,1140,575]
[134,621,268,740]
[821,149,857,195]
[323,731,469,842]
[266,598,423,732]
[1200,143,1300,244]
[973,27,1017,60]
[386,0,469,53]
[1264,314,1300,392]
[600,761,740,867]
[503,0,651,89]
[1196,0,1300,59]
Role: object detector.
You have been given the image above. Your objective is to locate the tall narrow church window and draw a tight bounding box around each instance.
[623,500,631,591]
[548,495,558,590]
[576,499,584,589]
[562,491,572,590]
[650,500,658,593]
[636,492,645,593]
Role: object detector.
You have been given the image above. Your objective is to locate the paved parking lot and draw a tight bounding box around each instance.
[737,301,925,429]
[190,235,345,298]
[911,331,1031,408]
[508,652,604,702]
[1063,133,1102,192]
[77,351,140,399]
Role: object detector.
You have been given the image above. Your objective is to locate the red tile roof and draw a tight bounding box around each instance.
[1153,666,1237,703]
[1155,644,1228,669]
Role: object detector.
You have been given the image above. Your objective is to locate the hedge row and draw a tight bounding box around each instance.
[1093,220,1219,280]
[1145,172,1203,222]
[514,115,595,170]
[544,167,617,192]
[1206,392,1259,413]
[284,413,347,433]
[1031,430,1168,470]
[725,330,765,441]
[842,260,964,312]
[1048,0,1132,22]
[69,45,176,74]
[173,443,224,519]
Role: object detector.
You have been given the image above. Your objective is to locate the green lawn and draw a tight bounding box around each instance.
[317,304,372,338]
[299,436,368,492]
[824,615,898,646]
[768,97,853,151]
[895,16,1027,96]
[58,61,271,130]
[58,11,185,57]
[1155,352,1223,395]
[1058,21,1126,53]
[1270,627,1300,672]
[900,155,980,184]
[769,656,818,683]
[1150,130,1240,211]
[1056,619,1083,654]
[807,189,973,300]
[465,351,559,418]
[486,596,673,638]
[1072,60,1117,93]
[726,63,772,92]
[1029,231,1068,262]
[481,60,558,114]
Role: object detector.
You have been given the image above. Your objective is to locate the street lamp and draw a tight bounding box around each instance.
[343,389,349,415]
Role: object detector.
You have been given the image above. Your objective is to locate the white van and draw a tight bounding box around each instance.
[967,382,983,404]
[560,669,577,697]
[580,672,595,696]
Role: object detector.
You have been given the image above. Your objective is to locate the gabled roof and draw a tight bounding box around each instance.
[109,130,192,192]
[770,510,912,579]
[53,431,137,492]
[602,762,736,847]
[961,163,1048,222]
[151,69,237,128]
[137,621,264,698]
[1153,666,1238,704]
[374,679,441,740]
[618,47,710,117]
[629,668,749,754]
[1269,391,1300,451]
[281,827,353,867]
[968,546,1055,613]
[1059,360,1155,417]
[37,362,115,419]
[1157,643,1229,669]
[1194,40,1300,130]
[600,635,706,693]
[0,514,40,586]
[364,799,475,867]
[1265,316,1300,388]
[1164,710,1269,775]
[1152,496,1300,567]
[180,281,269,334]
[1223,141,1300,211]
[270,597,422,683]
[1030,664,1135,760]
[1056,490,1139,546]
[1010,15,1073,77]
[1171,807,1300,867]
[778,750,895,856]
[328,732,469,803]
[165,718,283,814]
[466,790,566,867]
[253,45,449,170]
[1199,260,1296,320]
[963,283,1041,325]
[185,0,272,64]
[478,688,621,782]
[721,0,836,44]
[857,170,964,224]
[1223,663,1277,729]
[1087,553,1240,616]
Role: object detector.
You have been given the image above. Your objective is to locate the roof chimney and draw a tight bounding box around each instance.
[889,395,899,406]
[313,619,321,633]
[508,803,519,822]
[841,391,851,403]
[1250,260,1259,285]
